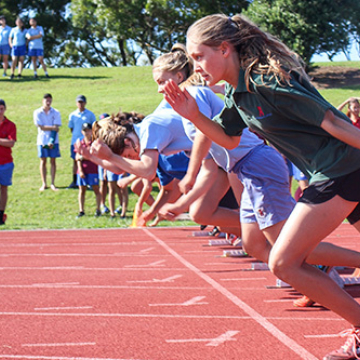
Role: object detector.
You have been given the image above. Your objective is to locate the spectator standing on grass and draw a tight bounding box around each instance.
[68,95,96,189]
[26,18,49,79]
[337,97,360,129]
[9,17,26,79]
[75,122,101,218]
[0,99,16,226]
[33,93,61,192]
[0,15,11,77]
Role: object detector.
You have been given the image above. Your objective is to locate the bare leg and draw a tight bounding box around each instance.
[10,56,17,75]
[189,168,240,233]
[78,186,87,213]
[2,54,8,74]
[268,197,360,326]
[92,185,101,212]
[0,185,8,211]
[108,181,117,216]
[18,56,24,75]
[31,56,37,73]
[50,158,58,191]
[39,158,47,191]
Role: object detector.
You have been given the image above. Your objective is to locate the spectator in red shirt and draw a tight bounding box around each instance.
[0,99,16,225]
[337,97,360,129]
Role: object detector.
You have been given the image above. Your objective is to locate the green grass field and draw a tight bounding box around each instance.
[1,61,360,230]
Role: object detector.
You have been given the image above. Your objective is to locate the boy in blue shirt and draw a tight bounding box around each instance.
[67,95,96,189]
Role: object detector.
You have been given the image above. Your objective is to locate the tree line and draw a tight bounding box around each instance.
[1,0,359,67]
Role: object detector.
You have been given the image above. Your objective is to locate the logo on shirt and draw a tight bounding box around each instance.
[257,106,264,117]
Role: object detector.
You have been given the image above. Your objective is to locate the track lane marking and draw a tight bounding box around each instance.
[143,228,318,360]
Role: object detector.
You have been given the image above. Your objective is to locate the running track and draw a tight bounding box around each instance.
[0,224,359,360]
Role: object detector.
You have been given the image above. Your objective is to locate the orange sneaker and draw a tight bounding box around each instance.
[293,295,315,307]
[323,328,360,360]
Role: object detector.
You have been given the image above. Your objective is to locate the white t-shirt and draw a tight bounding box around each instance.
[34,107,62,145]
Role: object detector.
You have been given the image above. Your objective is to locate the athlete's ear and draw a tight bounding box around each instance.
[176,71,185,84]
[219,41,231,57]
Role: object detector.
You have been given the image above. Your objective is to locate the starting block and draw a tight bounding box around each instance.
[193,231,226,238]
[222,250,249,258]
[251,262,270,271]
[208,239,233,246]
[271,267,360,289]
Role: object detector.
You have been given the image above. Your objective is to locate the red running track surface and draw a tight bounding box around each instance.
[0,224,359,360]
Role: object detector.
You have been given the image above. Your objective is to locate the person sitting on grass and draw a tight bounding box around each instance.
[75,122,101,219]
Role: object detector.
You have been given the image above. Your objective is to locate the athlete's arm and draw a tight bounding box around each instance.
[179,131,211,194]
[91,139,159,180]
[321,109,360,149]
[163,80,240,149]
[159,158,218,219]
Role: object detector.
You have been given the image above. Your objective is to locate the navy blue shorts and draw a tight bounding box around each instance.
[11,45,26,57]
[0,162,14,186]
[0,44,10,56]
[28,48,44,57]
[38,144,61,158]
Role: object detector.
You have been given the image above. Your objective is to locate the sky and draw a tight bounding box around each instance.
[311,41,359,62]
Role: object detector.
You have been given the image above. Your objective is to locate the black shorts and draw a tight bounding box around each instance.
[298,167,360,224]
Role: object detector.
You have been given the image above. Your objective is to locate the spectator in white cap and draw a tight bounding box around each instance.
[67,95,96,189]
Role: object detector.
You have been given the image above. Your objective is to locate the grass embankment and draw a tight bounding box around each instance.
[1,62,360,230]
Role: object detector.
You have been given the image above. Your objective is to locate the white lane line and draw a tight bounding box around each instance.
[0,312,344,321]
[149,296,208,307]
[31,282,79,287]
[166,330,239,347]
[221,277,267,281]
[124,260,166,268]
[127,275,182,284]
[0,267,188,271]
[143,228,318,360]
[0,311,251,319]
[22,342,96,347]
[304,333,339,339]
[34,306,93,311]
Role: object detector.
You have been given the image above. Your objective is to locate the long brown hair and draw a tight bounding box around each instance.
[187,14,309,91]
[92,111,144,155]
[153,43,194,81]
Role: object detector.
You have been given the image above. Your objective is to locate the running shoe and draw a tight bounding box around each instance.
[0,213,6,225]
[76,211,85,219]
[323,328,360,359]
[114,206,122,214]
[101,205,110,214]
[293,295,315,308]
[95,209,101,217]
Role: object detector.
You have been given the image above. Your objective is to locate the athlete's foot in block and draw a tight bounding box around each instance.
[39,184,48,191]
[50,184,58,191]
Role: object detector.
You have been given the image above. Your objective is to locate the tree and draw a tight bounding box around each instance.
[244,0,356,64]
[70,0,251,67]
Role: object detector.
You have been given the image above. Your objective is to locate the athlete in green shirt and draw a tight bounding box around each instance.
[163,13,360,360]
